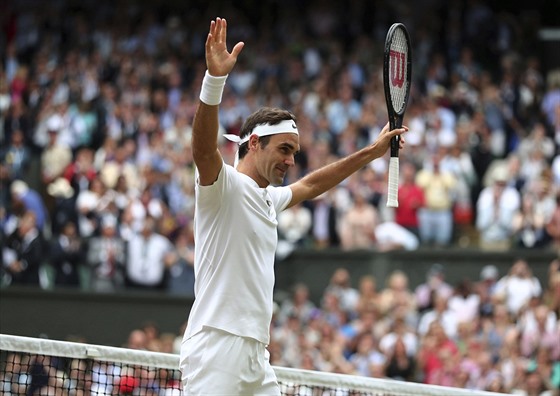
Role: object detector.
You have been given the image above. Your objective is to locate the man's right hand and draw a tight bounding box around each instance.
[206,17,244,77]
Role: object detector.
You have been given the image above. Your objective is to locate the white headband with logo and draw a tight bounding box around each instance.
[223,119,299,146]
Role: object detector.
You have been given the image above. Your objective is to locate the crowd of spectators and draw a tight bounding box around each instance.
[8,258,555,395]
[1,1,559,292]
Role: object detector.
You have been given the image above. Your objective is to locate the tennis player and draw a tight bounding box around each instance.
[180,17,408,395]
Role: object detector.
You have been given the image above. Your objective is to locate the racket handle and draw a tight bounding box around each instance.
[386,157,399,207]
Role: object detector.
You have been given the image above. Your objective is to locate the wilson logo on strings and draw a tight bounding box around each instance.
[389,50,406,88]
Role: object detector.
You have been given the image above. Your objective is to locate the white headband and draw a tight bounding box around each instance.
[223,119,299,146]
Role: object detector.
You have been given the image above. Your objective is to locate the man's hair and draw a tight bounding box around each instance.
[238,107,297,159]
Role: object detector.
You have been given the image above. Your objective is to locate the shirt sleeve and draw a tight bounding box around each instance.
[268,185,293,213]
[195,162,237,209]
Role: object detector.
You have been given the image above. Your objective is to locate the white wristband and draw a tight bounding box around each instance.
[199,70,228,105]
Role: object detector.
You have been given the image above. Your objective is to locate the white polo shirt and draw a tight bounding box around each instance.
[184,163,292,345]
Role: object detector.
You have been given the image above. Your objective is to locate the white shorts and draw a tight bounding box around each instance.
[180,327,280,395]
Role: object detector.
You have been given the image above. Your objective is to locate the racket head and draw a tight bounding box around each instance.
[383,23,412,208]
[383,23,412,124]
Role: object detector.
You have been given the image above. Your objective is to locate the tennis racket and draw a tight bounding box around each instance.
[383,23,412,208]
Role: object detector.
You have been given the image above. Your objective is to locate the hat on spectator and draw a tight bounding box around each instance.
[46,114,64,133]
[492,166,509,184]
[10,180,29,197]
[480,265,499,281]
[47,177,74,199]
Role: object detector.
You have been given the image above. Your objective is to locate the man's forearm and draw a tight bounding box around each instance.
[297,144,381,199]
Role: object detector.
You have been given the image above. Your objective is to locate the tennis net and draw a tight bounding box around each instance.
[0,334,503,395]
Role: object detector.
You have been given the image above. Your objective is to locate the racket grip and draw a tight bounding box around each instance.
[386,157,399,207]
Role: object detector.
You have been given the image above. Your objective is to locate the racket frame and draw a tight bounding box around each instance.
[383,22,412,207]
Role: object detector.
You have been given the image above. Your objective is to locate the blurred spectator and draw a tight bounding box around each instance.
[480,303,516,362]
[125,216,175,290]
[517,122,555,164]
[511,367,555,396]
[9,180,48,232]
[46,177,77,236]
[309,191,340,249]
[75,176,107,238]
[3,211,45,287]
[541,69,560,130]
[476,166,521,251]
[40,115,72,186]
[416,153,457,247]
[4,97,32,146]
[493,259,542,316]
[543,260,560,316]
[98,140,141,193]
[49,221,85,288]
[339,187,378,250]
[277,282,316,326]
[378,270,417,321]
[348,332,385,377]
[467,351,502,391]
[63,147,97,195]
[417,291,459,339]
[545,193,560,252]
[395,161,424,238]
[86,214,126,293]
[354,275,380,316]
[417,321,459,385]
[277,201,313,247]
[448,278,481,325]
[379,317,419,359]
[414,263,454,313]
[126,329,148,350]
[166,224,196,298]
[0,128,32,181]
[519,304,560,360]
[326,83,362,136]
[374,221,420,252]
[323,268,360,317]
[476,264,500,317]
[512,193,550,249]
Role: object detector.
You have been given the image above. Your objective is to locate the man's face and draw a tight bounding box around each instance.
[254,133,300,186]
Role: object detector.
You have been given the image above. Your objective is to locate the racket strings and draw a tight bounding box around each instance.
[388,29,409,114]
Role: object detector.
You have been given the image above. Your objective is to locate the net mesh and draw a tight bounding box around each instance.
[387,26,409,114]
[0,334,502,396]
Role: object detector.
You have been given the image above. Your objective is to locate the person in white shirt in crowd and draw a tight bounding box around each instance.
[447,278,481,325]
[373,221,420,252]
[277,200,313,247]
[379,316,419,358]
[492,258,542,316]
[417,290,459,339]
[125,216,175,290]
[476,165,521,251]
